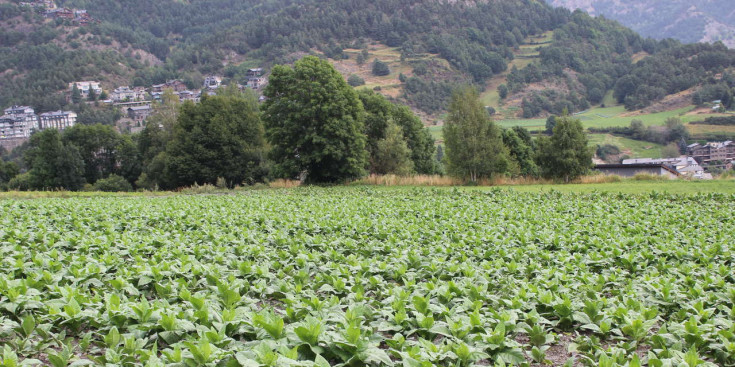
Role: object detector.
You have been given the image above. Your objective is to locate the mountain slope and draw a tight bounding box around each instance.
[546,0,735,48]
[1,0,734,121]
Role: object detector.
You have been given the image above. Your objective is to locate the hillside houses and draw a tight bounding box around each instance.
[2,68,268,149]
[687,141,735,166]
[151,80,187,93]
[20,0,97,25]
[69,81,102,100]
[111,87,147,103]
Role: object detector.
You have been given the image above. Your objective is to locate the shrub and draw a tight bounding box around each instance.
[372,59,390,76]
[347,74,365,87]
[93,175,133,192]
[7,173,32,191]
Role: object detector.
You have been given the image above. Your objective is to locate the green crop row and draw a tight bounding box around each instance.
[0,188,733,366]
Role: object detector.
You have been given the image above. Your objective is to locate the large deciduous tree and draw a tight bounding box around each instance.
[536,115,593,182]
[443,87,511,182]
[262,56,368,184]
[164,92,267,188]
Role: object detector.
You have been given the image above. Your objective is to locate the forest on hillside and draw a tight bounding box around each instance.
[1,0,735,117]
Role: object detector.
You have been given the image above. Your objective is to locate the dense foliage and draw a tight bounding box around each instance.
[358,90,436,175]
[588,118,689,145]
[262,56,368,184]
[506,11,735,117]
[3,0,735,117]
[536,116,593,182]
[443,88,511,181]
[0,189,734,366]
[163,93,268,189]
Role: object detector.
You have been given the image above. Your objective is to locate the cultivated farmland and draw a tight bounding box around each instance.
[1,189,734,366]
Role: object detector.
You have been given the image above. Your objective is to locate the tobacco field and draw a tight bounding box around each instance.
[0,188,734,366]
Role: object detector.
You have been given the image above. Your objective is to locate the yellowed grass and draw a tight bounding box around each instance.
[354,174,461,186]
[269,179,301,188]
[353,174,629,187]
[687,124,735,134]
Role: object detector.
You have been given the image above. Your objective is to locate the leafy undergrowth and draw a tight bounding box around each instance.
[1,188,734,366]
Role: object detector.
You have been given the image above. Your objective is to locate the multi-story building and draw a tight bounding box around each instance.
[247,77,267,89]
[39,111,77,131]
[127,105,152,124]
[0,116,32,140]
[246,68,263,77]
[177,90,201,103]
[111,86,146,103]
[687,141,735,164]
[1,106,39,136]
[69,81,102,100]
[203,76,222,90]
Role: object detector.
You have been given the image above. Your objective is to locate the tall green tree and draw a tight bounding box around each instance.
[71,84,82,104]
[536,115,593,182]
[373,121,414,175]
[443,87,511,182]
[358,90,436,174]
[164,93,267,188]
[23,129,85,191]
[137,89,180,189]
[262,56,368,184]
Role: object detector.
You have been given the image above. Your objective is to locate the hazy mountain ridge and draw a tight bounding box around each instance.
[547,0,735,47]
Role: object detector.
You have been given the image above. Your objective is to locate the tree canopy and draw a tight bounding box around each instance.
[262,56,368,184]
[443,87,511,182]
[535,115,593,182]
[163,93,267,189]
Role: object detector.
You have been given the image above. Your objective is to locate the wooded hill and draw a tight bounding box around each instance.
[1,0,735,118]
[547,0,735,48]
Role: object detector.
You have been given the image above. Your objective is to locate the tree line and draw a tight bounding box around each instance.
[1,56,594,191]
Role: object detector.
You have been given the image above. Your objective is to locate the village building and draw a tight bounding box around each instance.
[2,106,39,134]
[686,141,735,165]
[46,7,74,20]
[69,81,102,100]
[19,1,56,10]
[247,77,267,89]
[127,106,152,124]
[151,80,187,93]
[595,164,681,179]
[39,110,77,131]
[203,76,222,90]
[246,68,263,77]
[177,90,201,103]
[111,87,146,103]
[621,157,707,179]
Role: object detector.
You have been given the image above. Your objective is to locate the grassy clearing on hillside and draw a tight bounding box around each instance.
[1,188,733,366]
[427,125,443,143]
[586,134,664,158]
[496,105,724,130]
[479,32,552,111]
[687,124,735,134]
